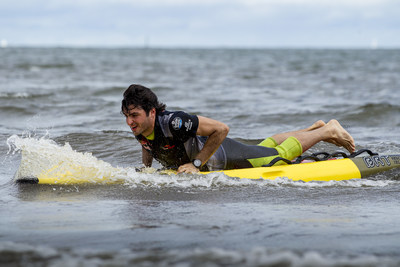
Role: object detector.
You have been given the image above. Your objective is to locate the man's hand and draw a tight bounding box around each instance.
[177,163,199,174]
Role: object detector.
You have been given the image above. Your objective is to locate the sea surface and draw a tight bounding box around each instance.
[1,47,400,266]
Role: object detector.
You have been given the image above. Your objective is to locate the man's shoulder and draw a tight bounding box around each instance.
[157,110,199,137]
[157,110,196,124]
[157,110,190,117]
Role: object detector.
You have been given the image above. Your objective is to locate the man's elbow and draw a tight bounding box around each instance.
[220,123,230,138]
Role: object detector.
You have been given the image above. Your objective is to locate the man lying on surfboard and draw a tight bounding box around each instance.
[122,84,355,174]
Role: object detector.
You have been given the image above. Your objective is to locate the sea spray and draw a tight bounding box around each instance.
[7,134,128,184]
[6,135,262,187]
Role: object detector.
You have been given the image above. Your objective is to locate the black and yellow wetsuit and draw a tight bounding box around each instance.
[135,110,302,171]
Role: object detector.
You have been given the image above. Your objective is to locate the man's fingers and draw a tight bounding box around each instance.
[177,164,199,174]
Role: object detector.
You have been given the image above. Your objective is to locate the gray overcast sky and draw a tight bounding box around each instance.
[1,0,399,48]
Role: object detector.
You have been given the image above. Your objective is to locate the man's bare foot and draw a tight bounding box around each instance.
[325,120,355,153]
[324,138,342,147]
[305,120,326,132]
[306,120,342,148]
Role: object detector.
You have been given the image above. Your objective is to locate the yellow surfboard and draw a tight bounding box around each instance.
[15,154,400,185]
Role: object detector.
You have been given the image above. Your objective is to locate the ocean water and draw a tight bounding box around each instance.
[1,47,400,266]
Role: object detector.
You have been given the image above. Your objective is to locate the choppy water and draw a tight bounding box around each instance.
[1,47,400,266]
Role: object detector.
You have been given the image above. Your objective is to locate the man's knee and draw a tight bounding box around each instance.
[258,137,278,148]
[275,137,303,160]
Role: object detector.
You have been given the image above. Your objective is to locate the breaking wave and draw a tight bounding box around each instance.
[1,241,399,267]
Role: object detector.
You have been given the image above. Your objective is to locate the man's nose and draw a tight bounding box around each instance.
[126,117,134,125]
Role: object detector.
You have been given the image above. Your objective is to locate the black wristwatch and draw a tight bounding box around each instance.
[192,159,202,168]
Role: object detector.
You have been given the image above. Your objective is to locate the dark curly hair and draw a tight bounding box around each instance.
[121,84,166,115]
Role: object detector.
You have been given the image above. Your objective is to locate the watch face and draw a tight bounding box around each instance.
[193,159,202,168]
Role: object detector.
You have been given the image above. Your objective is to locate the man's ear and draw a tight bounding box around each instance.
[149,108,156,118]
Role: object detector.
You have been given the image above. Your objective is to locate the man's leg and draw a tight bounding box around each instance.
[269,120,325,144]
[271,120,355,153]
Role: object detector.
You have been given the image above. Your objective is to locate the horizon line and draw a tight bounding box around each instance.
[2,44,400,50]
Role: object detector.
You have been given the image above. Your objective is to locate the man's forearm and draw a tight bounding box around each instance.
[195,124,229,167]
[142,147,153,167]
[177,116,229,174]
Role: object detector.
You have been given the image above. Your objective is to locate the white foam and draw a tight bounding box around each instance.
[1,241,398,267]
[7,135,398,188]
[0,92,30,98]
[7,134,127,184]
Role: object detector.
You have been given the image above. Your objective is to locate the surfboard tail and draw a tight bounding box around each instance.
[351,154,400,178]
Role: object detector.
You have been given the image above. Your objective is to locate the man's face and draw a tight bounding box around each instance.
[124,105,155,137]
